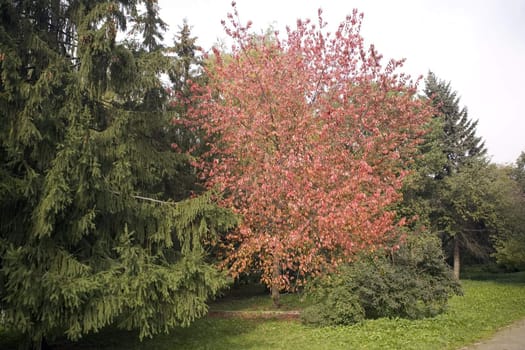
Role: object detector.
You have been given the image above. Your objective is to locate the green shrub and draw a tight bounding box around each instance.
[494,234,525,271]
[301,280,365,326]
[302,233,461,326]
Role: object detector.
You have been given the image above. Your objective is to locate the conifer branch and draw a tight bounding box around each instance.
[110,190,177,206]
[132,194,175,205]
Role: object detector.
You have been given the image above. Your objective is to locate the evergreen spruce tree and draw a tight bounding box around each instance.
[0,1,235,348]
[167,20,209,199]
[399,116,447,227]
[419,72,488,279]
[424,72,486,177]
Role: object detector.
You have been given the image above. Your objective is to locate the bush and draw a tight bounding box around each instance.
[494,234,525,271]
[302,233,461,326]
[301,279,365,326]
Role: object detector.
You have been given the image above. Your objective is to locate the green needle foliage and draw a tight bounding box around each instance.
[424,72,486,178]
[0,1,235,348]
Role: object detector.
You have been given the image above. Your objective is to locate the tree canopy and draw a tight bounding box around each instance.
[182,6,433,305]
[493,153,525,269]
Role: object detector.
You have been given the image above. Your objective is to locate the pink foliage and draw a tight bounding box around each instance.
[180,5,433,291]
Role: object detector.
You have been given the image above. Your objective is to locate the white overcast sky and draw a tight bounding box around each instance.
[156,0,525,164]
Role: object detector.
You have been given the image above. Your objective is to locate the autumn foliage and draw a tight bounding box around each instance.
[182,5,433,296]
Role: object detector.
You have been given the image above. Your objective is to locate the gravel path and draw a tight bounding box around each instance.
[462,318,525,350]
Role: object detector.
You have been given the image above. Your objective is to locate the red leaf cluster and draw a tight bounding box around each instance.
[182,6,433,291]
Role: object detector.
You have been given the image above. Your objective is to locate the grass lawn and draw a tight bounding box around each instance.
[2,271,525,349]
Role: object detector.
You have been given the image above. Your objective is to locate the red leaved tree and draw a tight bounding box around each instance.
[182,5,433,306]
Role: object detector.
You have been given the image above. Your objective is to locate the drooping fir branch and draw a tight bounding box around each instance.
[0,1,235,347]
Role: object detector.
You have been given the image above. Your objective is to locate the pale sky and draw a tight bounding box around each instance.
[157,0,525,164]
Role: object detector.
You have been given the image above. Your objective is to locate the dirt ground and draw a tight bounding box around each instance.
[462,318,525,350]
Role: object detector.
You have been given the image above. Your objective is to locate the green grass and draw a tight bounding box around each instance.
[2,272,525,350]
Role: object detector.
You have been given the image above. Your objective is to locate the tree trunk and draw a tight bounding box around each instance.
[28,336,50,350]
[453,235,460,280]
[271,258,281,308]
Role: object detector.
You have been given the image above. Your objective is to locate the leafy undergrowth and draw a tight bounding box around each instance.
[1,272,524,350]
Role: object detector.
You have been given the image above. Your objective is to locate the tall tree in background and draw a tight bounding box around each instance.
[398,116,447,231]
[420,72,488,279]
[184,6,432,306]
[167,20,209,199]
[0,1,234,348]
[424,72,486,177]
